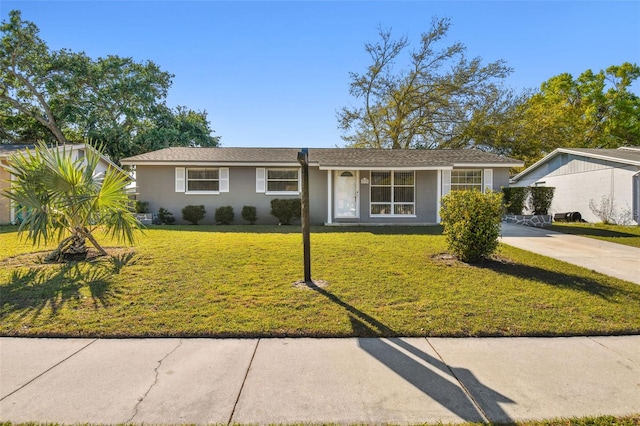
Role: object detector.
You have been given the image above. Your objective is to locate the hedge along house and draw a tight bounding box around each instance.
[0,143,125,225]
[510,147,640,225]
[120,147,523,225]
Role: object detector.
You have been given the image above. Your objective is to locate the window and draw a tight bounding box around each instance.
[451,170,482,191]
[175,167,228,193]
[187,168,219,192]
[267,168,299,193]
[370,171,414,215]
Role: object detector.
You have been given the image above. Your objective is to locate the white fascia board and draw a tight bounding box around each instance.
[511,147,640,183]
[82,144,127,174]
[560,149,640,167]
[318,166,451,171]
[120,161,304,167]
[510,149,562,183]
[453,162,524,168]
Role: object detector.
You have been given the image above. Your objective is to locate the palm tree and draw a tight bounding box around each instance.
[4,142,141,262]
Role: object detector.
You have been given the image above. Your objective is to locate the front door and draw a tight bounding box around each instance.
[334,170,359,218]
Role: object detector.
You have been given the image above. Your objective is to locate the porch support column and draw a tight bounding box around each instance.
[436,169,442,223]
[9,173,16,224]
[327,170,332,224]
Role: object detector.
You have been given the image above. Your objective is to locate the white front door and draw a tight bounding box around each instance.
[334,170,359,218]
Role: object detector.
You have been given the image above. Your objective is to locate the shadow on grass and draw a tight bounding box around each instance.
[0,225,19,234]
[1,253,136,318]
[476,257,639,302]
[146,224,443,235]
[551,224,639,239]
[306,282,513,422]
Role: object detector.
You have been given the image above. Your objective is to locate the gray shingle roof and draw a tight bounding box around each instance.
[561,147,640,164]
[0,144,37,157]
[120,147,523,168]
[511,146,640,182]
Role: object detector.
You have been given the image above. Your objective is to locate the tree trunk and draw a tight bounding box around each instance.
[45,234,87,263]
[83,228,108,257]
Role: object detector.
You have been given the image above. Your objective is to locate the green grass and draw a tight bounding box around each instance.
[1,225,640,338]
[551,222,640,248]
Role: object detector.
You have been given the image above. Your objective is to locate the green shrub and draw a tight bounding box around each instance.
[270,198,301,225]
[215,205,234,225]
[529,187,555,215]
[502,187,528,215]
[134,200,150,213]
[242,205,257,224]
[440,190,504,263]
[182,205,206,225]
[157,207,175,225]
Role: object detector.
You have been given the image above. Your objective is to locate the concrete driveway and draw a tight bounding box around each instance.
[500,223,640,285]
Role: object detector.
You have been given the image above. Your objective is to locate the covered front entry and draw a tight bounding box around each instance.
[334,170,359,218]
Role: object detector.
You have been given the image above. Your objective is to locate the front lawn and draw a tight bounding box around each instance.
[1,225,640,337]
[551,222,640,248]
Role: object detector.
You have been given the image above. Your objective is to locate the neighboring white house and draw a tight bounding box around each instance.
[0,143,125,225]
[510,147,640,225]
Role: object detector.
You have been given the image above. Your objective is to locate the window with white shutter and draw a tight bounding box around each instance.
[483,169,493,193]
[256,168,266,193]
[175,167,185,192]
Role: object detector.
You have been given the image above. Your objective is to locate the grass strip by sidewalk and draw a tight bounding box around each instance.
[551,222,640,248]
[1,225,640,338]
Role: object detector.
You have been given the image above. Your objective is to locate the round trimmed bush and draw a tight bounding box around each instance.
[440,190,503,263]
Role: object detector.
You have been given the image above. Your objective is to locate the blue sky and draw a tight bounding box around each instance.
[2,1,639,148]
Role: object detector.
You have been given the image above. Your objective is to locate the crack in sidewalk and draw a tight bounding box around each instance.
[587,336,638,366]
[227,338,260,426]
[424,338,490,423]
[125,338,184,423]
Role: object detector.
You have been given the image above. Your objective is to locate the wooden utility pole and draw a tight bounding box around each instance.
[297,148,311,283]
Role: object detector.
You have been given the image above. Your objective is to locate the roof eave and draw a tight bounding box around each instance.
[120,160,307,167]
[511,148,640,183]
[510,149,563,182]
[318,165,450,171]
[453,162,524,168]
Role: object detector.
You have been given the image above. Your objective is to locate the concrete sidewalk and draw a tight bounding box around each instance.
[500,223,640,285]
[1,336,639,424]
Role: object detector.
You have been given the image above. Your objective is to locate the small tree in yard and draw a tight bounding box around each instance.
[440,190,503,263]
[4,142,141,262]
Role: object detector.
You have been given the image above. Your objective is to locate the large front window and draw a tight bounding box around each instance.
[267,169,299,193]
[451,170,482,191]
[187,168,219,192]
[370,171,415,215]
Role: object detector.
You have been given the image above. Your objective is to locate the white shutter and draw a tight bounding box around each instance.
[219,167,229,192]
[175,167,186,192]
[483,169,493,193]
[442,170,451,196]
[256,168,266,193]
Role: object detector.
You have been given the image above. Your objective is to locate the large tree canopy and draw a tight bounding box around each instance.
[338,18,512,149]
[525,63,640,151]
[0,10,219,164]
[458,63,640,165]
